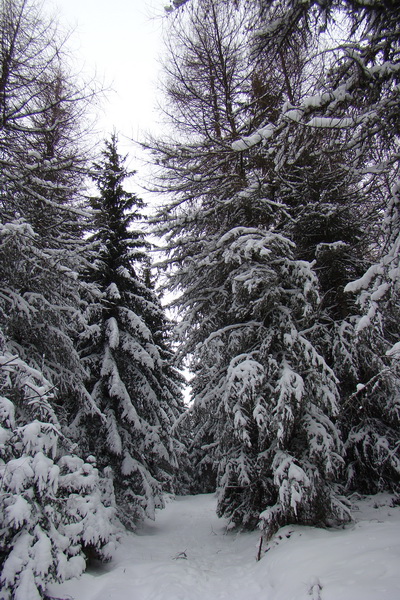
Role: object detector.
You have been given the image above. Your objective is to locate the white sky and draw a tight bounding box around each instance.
[47,0,168,159]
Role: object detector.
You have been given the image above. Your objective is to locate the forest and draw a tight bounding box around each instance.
[0,0,399,598]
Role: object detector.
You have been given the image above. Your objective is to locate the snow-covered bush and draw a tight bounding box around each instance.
[0,344,118,600]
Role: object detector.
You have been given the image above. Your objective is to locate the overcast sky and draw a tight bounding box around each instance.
[48,0,168,158]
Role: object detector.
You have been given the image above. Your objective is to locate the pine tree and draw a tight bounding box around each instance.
[80,135,185,529]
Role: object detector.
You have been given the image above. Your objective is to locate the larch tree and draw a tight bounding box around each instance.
[0,1,118,598]
[0,0,99,417]
[172,0,400,495]
[149,0,255,492]
[80,135,185,530]
[150,0,353,535]
[231,0,400,495]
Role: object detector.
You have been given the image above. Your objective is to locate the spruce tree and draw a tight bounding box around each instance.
[185,224,350,533]
[80,135,184,529]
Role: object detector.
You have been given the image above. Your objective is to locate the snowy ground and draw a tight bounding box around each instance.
[49,493,400,600]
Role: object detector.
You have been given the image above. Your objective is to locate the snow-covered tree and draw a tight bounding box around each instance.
[170,0,399,497]
[0,0,100,421]
[167,190,351,532]
[231,0,400,495]
[149,0,355,535]
[148,0,256,493]
[80,135,185,529]
[0,4,119,597]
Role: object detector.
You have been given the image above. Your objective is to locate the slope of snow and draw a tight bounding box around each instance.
[48,493,400,600]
